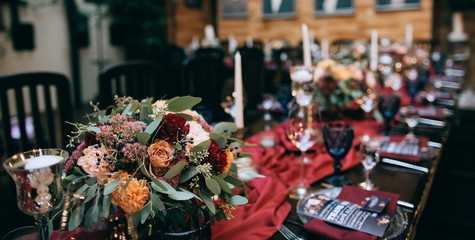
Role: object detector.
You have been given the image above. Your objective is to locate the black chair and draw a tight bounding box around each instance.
[157,44,187,98]
[236,47,265,108]
[195,47,225,60]
[0,72,73,157]
[98,60,164,107]
[185,56,226,121]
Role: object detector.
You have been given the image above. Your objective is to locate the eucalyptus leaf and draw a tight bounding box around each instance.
[230,195,248,206]
[84,204,100,230]
[68,205,83,231]
[169,191,195,201]
[224,175,243,187]
[132,209,142,226]
[87,126,101,134]
[166,96,202,112]
[74,183,89,197]
[179,166,197,183]
[64,174,80,181]
[164,161,188,179]
[176,113,193,121]
[85,183,98,203]
[234,152,253,159]
[209,133,226,146]
[141,206,150,224]
[199,190,216,214]
[190,140,211,154]
[102,194,112,218]
[151,181,176,194]
[104,180,119,195]
[122,103,133,116]
[48,219,53,239]
[136,132,151,145]
[140,105,151,122]
[205,178,221,195]
[145,116,163,135]
[227,138,256,147]
[151,193,165,211]
[213,122,238,136]
[86,177,97,186]
[211,176,231,194]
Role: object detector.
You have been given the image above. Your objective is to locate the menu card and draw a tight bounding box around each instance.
[297,195,393,237]
[381,141,419,156]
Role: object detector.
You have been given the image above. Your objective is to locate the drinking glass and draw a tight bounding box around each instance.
[57,173,136,240]
[400,106,419,141]
[378,95,401,136]
[220,78,247,120]
[286,98,322,199]
[322,121,354,186]
[425,86,437,111]
[403,68,423,106]
[290,65,315,107]
[355,72,379,142]
[359,139,382,190]
[3,149,69,240]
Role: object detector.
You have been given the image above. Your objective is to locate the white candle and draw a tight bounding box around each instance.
[25,155,63,170]
[301,24,312,67]
[406,24,412,46]
[234,51,244,129]
[370,30,378,71]
[321,39,329,59]
[246,36,253,48]
[229,34,237,53]
[292,70,313,82]
[205,24,215,40]
[453,12,463,33]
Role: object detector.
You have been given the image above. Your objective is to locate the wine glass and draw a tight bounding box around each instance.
[220,77,247,120]
[322,121,354,186]
[378,95,401,136]
[57,173,136,240]
[286,98,322,199]
[403,68,423,106]
[400,106,419,141]
[359,139,382,190]
[290,65,315,107]
[355,72,379,142]
[3,149,69,240]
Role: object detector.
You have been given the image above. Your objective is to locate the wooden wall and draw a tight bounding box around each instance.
[171,0,432,48]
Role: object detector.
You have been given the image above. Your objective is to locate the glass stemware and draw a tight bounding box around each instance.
[57,173,136,240]
[400,106,419,140]
[322,121,354,186]
[3,149,69,240]
[220,78,247,120]
[378,95,401,136]
[290,65,315,107]
[286,98,321,199]
[359,139,382,190]
[403,68,423,106]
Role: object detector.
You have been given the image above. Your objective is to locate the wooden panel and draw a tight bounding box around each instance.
[171,0,432,48]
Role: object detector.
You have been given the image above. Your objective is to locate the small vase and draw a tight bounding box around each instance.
[151,206,211,240]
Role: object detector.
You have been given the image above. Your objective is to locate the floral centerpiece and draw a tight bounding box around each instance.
[62,96,251,237]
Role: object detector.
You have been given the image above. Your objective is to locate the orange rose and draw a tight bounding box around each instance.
[147,140,174,168]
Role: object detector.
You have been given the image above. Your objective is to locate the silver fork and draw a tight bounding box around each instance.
[278,224,303,240]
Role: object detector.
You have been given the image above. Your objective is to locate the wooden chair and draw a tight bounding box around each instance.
[98,60,164,107]
[0,72,73,158]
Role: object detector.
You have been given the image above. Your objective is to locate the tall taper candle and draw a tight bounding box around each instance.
[370,30,378,71]
[406,24,412,47]
[321,39,329,59]
[302,24,311,66]
[234,51,244,129]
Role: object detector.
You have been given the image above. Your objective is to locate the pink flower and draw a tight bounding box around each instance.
[186,121,210,151]
[148,140,174,168]
[77,145,114,175]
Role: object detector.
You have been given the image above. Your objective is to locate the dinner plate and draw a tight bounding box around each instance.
[297,187,408,240]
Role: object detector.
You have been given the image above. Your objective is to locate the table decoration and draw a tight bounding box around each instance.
[3,149,69,240]
[61,96,251,239]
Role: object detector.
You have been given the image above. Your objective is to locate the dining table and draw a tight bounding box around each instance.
[210,74,459,240]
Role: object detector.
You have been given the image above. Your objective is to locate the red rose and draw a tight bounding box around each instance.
[318,75,339,96]
[204,139,228,173]
[157,113,190,142]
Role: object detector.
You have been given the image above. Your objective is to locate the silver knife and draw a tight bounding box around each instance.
[397,200,414,209]
[428,141,442,148]
[418,118,445,127]
[381,158,429,173]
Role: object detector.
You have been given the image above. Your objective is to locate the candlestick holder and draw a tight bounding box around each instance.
[3,149,69,240]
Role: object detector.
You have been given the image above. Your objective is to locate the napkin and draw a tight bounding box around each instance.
[211,176,291,240]
[303,185,400,240]
[416,106,444,120]
[379,136,428,163]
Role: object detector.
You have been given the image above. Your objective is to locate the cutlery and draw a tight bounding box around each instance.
[428,141,442,148]
[278,225,303,240]
[397,200,414,209]
[418,118,445,127]
[381,158,429,173]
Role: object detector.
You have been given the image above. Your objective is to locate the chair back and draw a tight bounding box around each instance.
[237,47,265,108]
[0,72,73,157]
[99,60,163,107]
[185,56,226,121]
[195,47,225,60]
[157,45,187,98]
